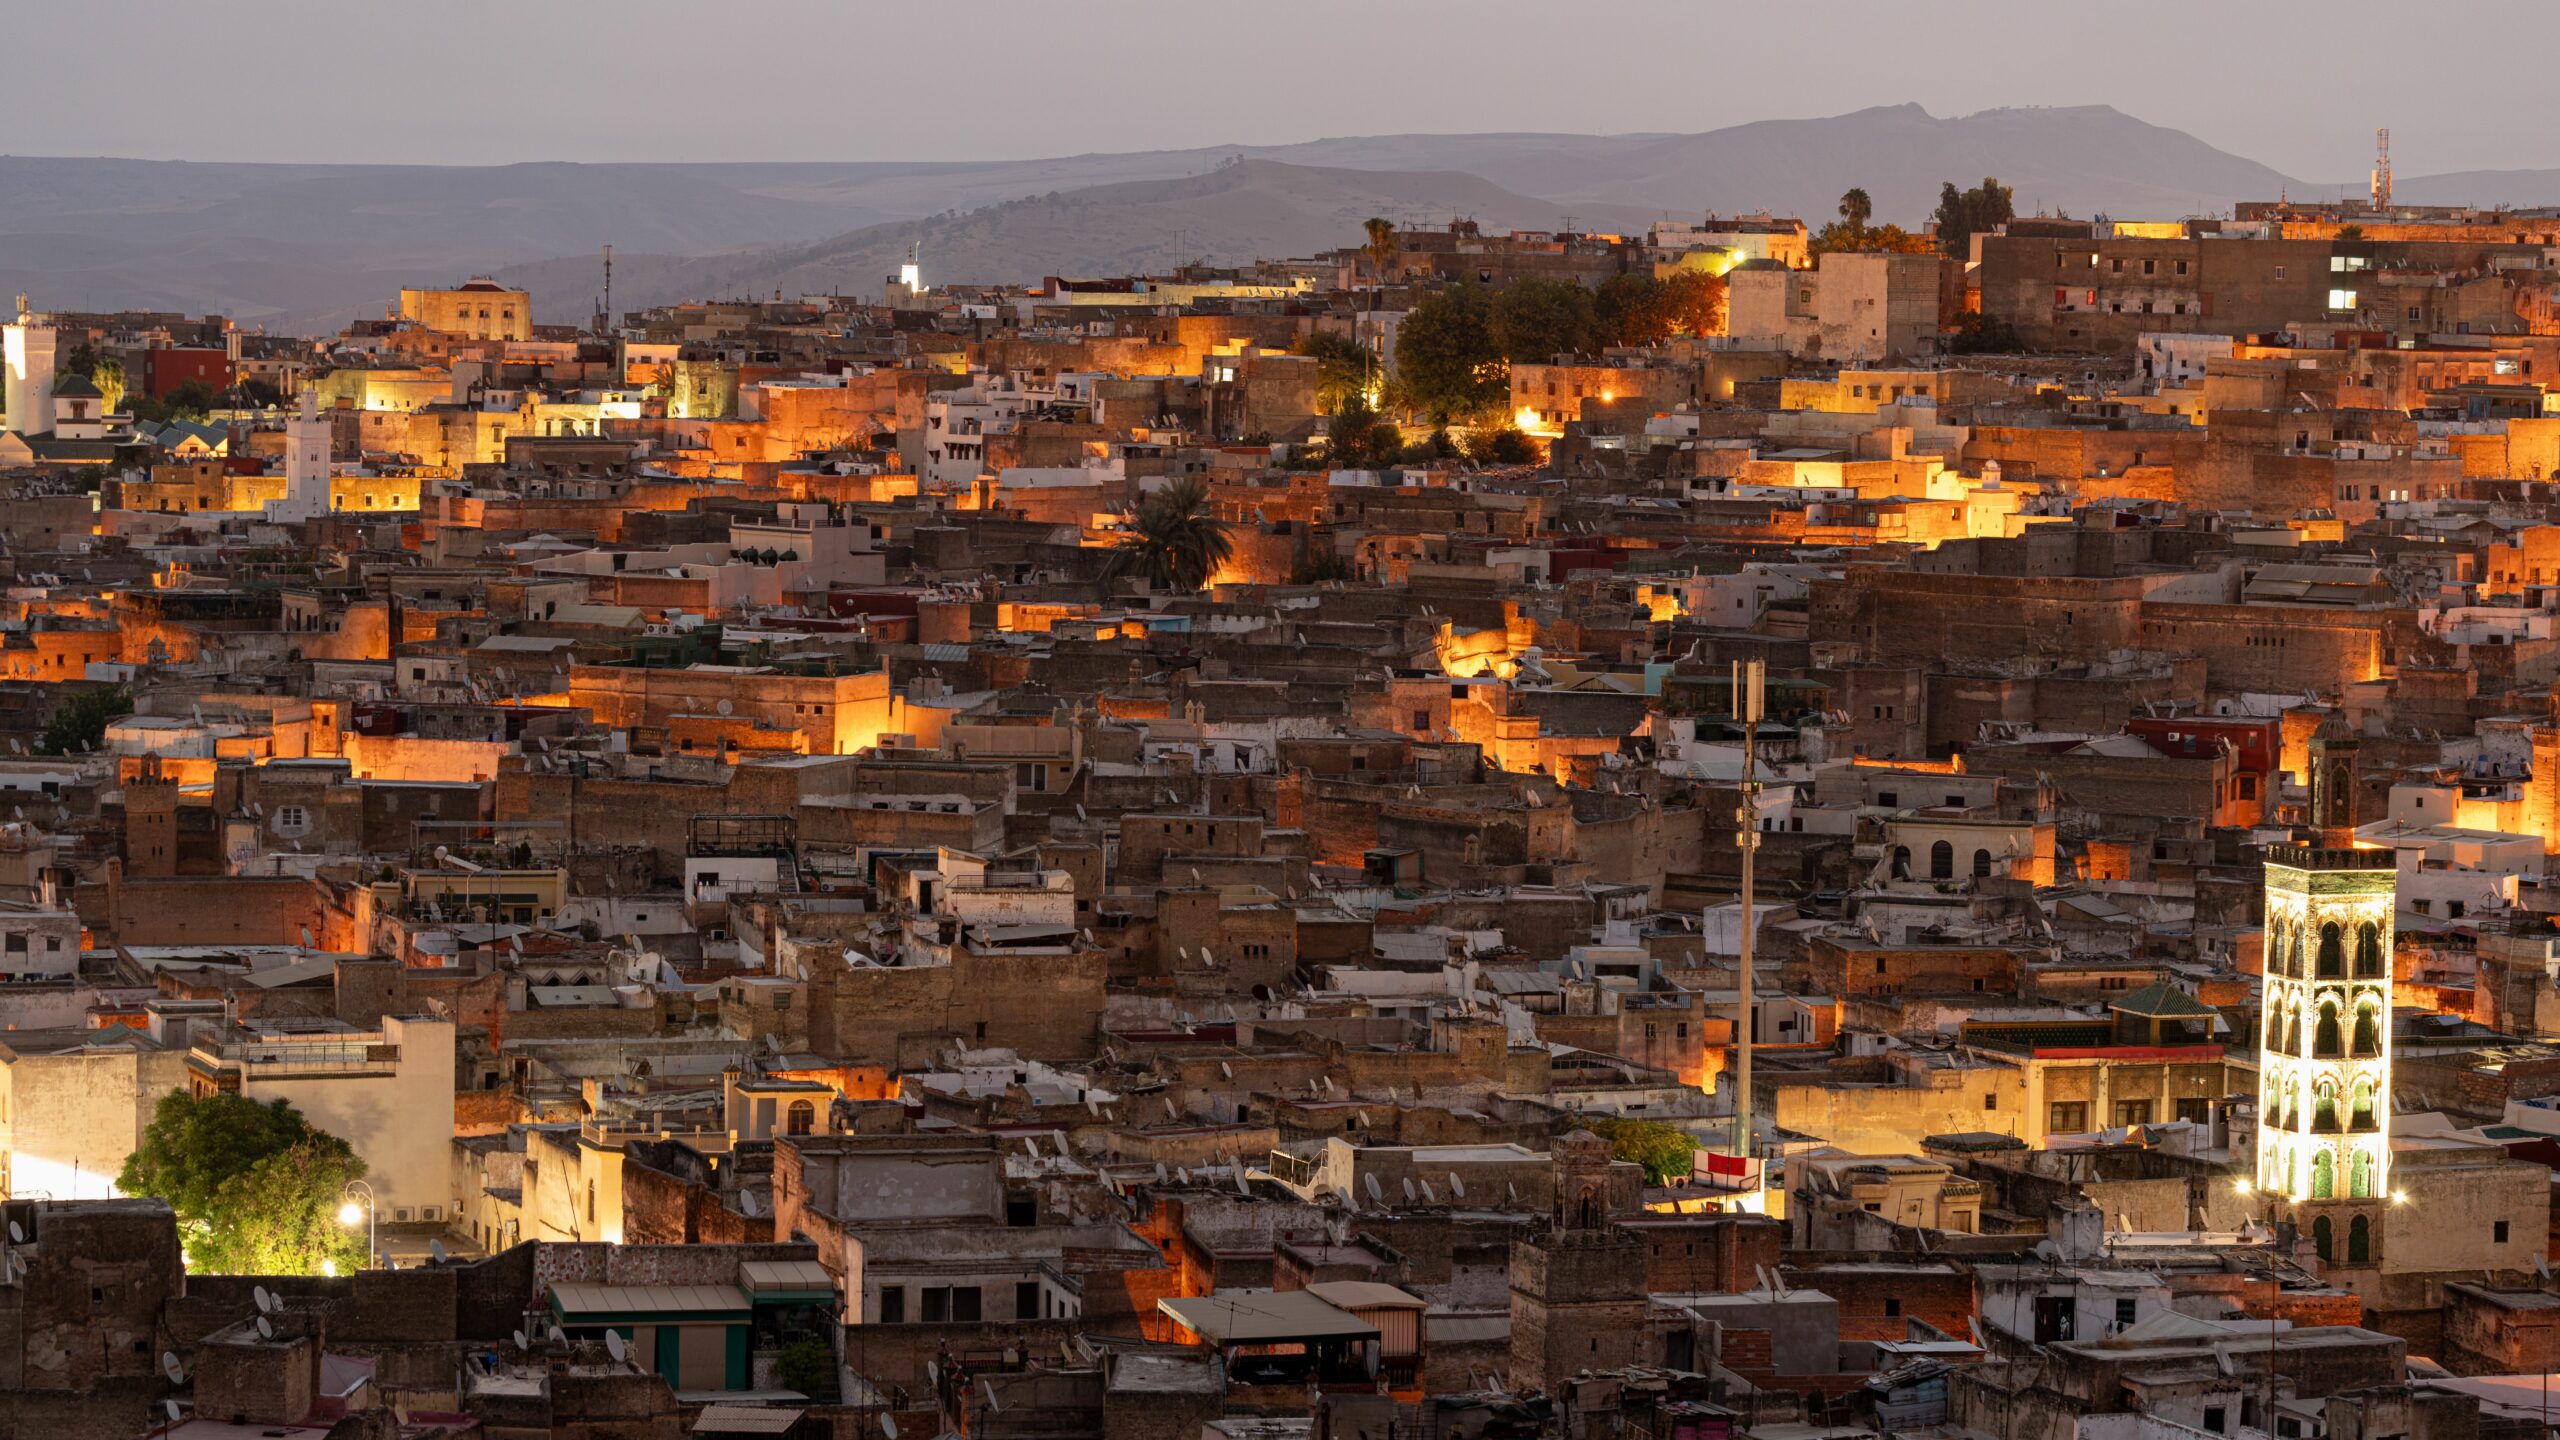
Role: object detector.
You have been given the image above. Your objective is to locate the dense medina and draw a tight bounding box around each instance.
[6,186,2560,1440]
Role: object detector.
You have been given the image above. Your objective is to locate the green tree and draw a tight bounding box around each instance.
[1110,477,1233,592]
[1589,1117,1699,1186]
[58,342,97,380]
[1360,217,1398,281]
[1809,221,1936,258]
[192,1142,371,1277]
[1595,272,1673,348]
[91,357,128,416]
[1660,271,1727,338]
[1489,276,1598,364]
[35,684,130,756]
[1393,283,1505,424]
[1324,393,1402,469]
[119,1091,367,1273]
[777,1335,836,1397]
[1463,426,1539,466]
[1293,331,1375,413]
[1838,187,1874,228]
[1932,176,2016,258]
[157,377,218,422]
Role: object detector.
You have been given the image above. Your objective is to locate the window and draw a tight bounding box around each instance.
[1017,1281,1040,1318]
[2116,1100,2152,1126]
[923,1287,949,1323]
[2115,1298,2138,1327]
[2206,1408,2227,1434]
[1928,840,1953,879]
[2328,288,2359,311]
[880,1286,905,1324]
[785,1100,816,1136]
[2496,1220,2512,1244]
[1984,1092,1998,1110]
[2049,1102,2089,1133]
[1885,1298,1902,1317]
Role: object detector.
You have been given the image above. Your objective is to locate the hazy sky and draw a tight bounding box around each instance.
[7,0,2554,181]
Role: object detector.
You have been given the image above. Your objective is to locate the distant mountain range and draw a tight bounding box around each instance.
[5,104,2559,330]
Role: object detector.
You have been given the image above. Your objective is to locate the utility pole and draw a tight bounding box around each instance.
[1730,659,1764,1164]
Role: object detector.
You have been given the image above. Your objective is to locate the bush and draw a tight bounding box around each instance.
[776,1335,835,1396]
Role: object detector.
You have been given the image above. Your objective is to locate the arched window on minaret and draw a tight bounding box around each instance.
[2311,1149,2335,1200]
[2284,998,2303,1057]
[2312,1081,2339,1134]
[2314,1001,2343,1059]
[2348,1213,2372,1261]
[2351,999,2381,1059]
[2288,926,2306,978]
[2349,1149,2373,1200]
[2317,923,2344,978]
[2354,922,2384,978]
[2350,1077,2377,1133]
[2312,1213,2334,1259]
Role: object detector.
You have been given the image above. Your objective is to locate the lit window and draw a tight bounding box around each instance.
[2327,289,2358,311]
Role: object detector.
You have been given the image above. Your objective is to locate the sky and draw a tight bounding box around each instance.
[6,0,2555,182]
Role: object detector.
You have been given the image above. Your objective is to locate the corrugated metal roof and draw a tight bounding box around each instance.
[1159,1291,1374,1343]
[695,1405,806,1434]
[919,642,973,662]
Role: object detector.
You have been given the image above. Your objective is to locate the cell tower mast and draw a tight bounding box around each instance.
[2371,129,2392,210]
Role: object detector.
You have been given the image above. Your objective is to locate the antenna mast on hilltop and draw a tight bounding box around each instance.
[596,244,614,334]
[2371,129,2392,210]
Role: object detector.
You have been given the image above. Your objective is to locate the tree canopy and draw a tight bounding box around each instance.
[1488,277,1599,364]
[1932,177,2016,258]
[1809,221,1936,258]
[118,1090,368,1275]
[1595,270,1728,347]
[1110,477,1234,593]
[1292,331,1375,414]
[35,684,130,756]
[1838,188,1874,228]
[1589,1117,1699,1186]
[1323,393,1404,470]
[91,356,128,416]
[1393,283,1506,424]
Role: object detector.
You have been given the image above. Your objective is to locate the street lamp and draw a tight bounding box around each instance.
[338,1179,376,1270]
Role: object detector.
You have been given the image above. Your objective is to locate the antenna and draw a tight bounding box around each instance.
[5,1222,19,1245]
[161,1351,186,1384]
[605,1331,627,1363]
[513,1329,528,1350]
[164,1400,183,1422]
[254,1316,274,1340]
[2371,128,2392,209]
[253,1285,275,1314]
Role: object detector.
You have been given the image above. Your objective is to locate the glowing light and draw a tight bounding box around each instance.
[319,1259,337,1277]
[337,1201,364,1227]
[2232,1179,2253,1196]
[2390,1189,2408,1205]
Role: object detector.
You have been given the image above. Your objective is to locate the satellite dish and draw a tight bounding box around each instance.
[927,1360,939,1387]
[429,1239,447,1264]
[513,1329,527,1350]
[164,1400,183,1422]
[2034,1240,2063,1264]
[161,1351,186,1383]
[548,1324,567,1345]
[1401,1176,1417,1202]
[1449,1172,1466,1199]
[1365,1174,1384,1204]
[884,1418,900,1440]
[716,698,734,716]
[982,1379,1001,1411]
[5,1222,19,1245]
[254,1316,273,1340]
[1154,1162,1169,1183]
[605,1331,627,1363]
[1968,1316,1986,1348]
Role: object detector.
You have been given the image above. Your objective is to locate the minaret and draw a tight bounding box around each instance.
[272,387,331,522]
[2258,843,2395,1213]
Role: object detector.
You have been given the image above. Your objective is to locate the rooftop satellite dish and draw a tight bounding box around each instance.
[1219,1061,1233,1080]
[2033,1240,2063,1264]
[884,1417,900,1440]
[548,1324,567,1345]
[513,1329,527,1351]
[429,1239,447,1264]
[1968,1316,1986,1348]
[982,1379,1001,1411]
[5,1222,20,1245]
[1420,1179,1438,1205]
[1449,1172,1466,1199]
[1153,1161,1169,1183]
[164,1400,183,1422]
[927,1360,939,1388]
[716,698,734,716]
[254,1316,273,1341]
[605,1330,627,1363]
[161,1351,186,1383]
[1365,1174,1384,1204]
[1401,1176,1417,1203]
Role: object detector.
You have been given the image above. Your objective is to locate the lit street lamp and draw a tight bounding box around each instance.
[337,1179,376,1271]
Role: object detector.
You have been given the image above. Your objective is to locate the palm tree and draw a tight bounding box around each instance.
[91,357,128,416]
[1361,217,1397,282]
[1838,188,1873,229]
[1111,477,1233,592]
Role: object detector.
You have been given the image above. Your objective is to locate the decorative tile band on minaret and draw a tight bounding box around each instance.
[2258,844,2395,1203]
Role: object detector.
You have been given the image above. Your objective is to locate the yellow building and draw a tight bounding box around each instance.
[398,280,533,342]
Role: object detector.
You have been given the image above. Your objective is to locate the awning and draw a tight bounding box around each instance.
[695,1405,806,1435]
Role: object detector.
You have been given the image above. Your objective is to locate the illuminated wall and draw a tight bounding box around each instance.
[2257,846,2395,1203]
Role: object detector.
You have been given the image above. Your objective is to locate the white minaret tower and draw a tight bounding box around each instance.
[2258,843,2395,1220]
[2,298,56,437]
[266,388,332,522]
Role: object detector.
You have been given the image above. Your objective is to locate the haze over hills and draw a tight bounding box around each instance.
[8,103,2560,329]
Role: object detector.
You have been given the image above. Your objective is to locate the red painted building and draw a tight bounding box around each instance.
[141,348,234,400]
